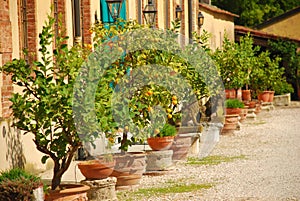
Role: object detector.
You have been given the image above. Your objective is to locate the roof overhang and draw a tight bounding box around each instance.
[235,25,300,47]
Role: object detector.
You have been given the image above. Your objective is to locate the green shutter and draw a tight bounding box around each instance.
[100,0,126,23]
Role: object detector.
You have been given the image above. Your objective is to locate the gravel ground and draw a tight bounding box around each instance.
[122,106,300,201]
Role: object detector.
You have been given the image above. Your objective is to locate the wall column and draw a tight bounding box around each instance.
[0,0,13,118]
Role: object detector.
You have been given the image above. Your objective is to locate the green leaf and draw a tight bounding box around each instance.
[41,155,49,164]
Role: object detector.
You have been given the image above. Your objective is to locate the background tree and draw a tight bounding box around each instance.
[268,39,299,98]
[211,0,300,27]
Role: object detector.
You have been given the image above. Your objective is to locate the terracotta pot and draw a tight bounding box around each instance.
[242,90,251,101]
[226,108,241,115]
[267,91,275,102]
[45,184,90,201]
[169,135,191,161]
[245,101,256,108]
[112,152,146,187]
[225,89,236,99]
[258,91,269,102]
[78,159,115,180]
[147,136,175,151]
[221,114,239,134]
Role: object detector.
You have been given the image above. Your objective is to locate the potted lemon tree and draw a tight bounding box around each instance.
[1,12,90,199]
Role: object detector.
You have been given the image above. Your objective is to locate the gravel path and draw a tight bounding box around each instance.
[125,106,300,200]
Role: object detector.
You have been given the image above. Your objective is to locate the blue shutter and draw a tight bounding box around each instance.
[100,0,126,23]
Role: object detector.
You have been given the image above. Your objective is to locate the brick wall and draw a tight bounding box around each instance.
[0,0,13,118]
[56,0,66,28]
[26,0,37,62]
[180,1,185,40]
[82,0,92,44]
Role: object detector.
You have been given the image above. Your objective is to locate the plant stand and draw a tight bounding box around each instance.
[261,102,275,111]
[198,123,222,158]
[145,150,173,172]
[173,126,200,160]
[273,93,291,106]
[45,184,90,201]
[246,108,256,120]
[111,152,146,190]
[221,114,239,135]
[81,177,117,201]
[239,107,248,122]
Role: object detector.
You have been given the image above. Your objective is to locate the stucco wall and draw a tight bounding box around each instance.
[9,0,20,59]
[0,119,47,172]
[200,9,235,50]
[259,13,300,40]
[66,0,74,46]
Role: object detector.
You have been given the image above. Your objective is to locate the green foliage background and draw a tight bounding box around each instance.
[212,0,300,27]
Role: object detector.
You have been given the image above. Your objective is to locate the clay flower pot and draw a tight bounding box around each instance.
[111,152,146,188]
[267,90,275,102]
[225,89,236,99]
[78,159,115,180]
[147,136,175,151]
[45,184,90,201]
[242,90,251,101]
[169,135,191,161]
[258,91,270,102]
[226,108,241,115]
[221,114,239,134]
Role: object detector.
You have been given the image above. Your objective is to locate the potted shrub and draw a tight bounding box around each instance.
[222,99,244,134]
[0,168,44,201]
[213,37,247,99]
[225,99,244,115]
[250,51,286,103]
[1,12,90,198]
[147,123,177,151]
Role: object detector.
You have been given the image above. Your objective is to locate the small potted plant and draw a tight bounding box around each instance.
[222,99,244,134]
[225,99,244,115]
[147,123,177,151]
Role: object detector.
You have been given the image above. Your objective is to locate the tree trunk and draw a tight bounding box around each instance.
[50,145,81,190]
[51,170,63,190]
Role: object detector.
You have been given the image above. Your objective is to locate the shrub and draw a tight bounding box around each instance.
[225,99,244,108]
[273,79,294,95]
[0,168,42,201]
[156,124,177,137]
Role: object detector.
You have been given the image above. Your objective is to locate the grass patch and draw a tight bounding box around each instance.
[117,182,214,200]
[246,120,266,125]
[187,155,246,165]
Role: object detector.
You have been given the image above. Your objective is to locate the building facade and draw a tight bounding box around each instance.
[0,0,236,172]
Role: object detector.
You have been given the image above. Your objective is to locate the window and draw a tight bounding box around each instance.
[100,0,126,23]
